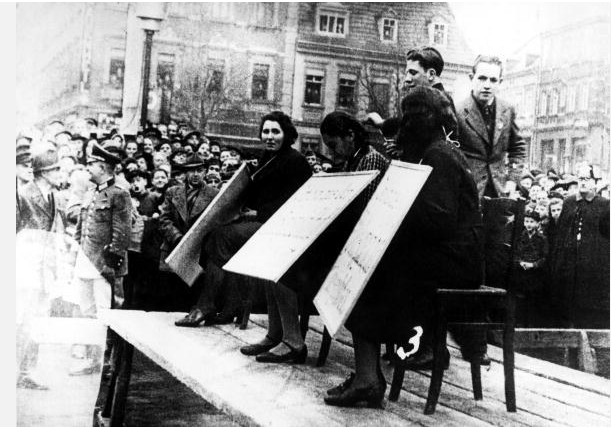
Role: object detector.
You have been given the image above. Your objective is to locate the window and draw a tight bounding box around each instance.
[251,2,275,27]
[381,18,397,42]
[317,10,348,36]
[206,61,224,93]
[550,90,558,115]
[369,81,390,117]
[251,64,270,101]
[157,54,175,90]
[305,72,324,105]
[337,74,356,109]
[539,91,547,116]
[541,139,555,171]
[108,48,125,89]
[567,86,576,112]
[428,18,447,47]
[578,84,589,110]
[559,85,566,110]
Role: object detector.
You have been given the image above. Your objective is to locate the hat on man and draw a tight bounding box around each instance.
[31,144,61,172]
[87,141,122,165]
[520,171,535,181]
[16,142,31,165]
[184,130,201,141]
[84,117,98,128]
[144,128,162,140]
[176,154,205,171]
[55,130,73,140]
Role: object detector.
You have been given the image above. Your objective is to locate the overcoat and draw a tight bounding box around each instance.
[456,95,526,198]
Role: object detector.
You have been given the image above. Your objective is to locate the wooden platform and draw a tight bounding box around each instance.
[98,309,611,427]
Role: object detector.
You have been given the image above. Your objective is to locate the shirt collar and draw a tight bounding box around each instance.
[96,177,114,191]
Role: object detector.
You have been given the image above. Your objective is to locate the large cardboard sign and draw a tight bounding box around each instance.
[166,163,250,286]
[314,161,432,337]
[223,171,379,282]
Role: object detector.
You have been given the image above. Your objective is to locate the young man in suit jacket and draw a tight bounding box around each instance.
[456,55,526,199]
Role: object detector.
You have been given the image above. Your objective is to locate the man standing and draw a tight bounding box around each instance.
[16,144,65,389]
[456,55,526,198]
[70,141,132,375]
[159,155,219,313]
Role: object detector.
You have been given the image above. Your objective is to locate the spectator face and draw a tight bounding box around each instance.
[112,135,124,148]
[186,166,205,187]
[125,162,138,173]
[231,151,241,163]
[261,120,284,152]
[534,204,548,219]
[136,134,144,145]
[577,165,596,195]
[520,177,533,190]
[210,145,221,157]
[470,62,502,104]
[158,124,168,138]
[528,185,541,201]
[567,183,578,195]
[403,60,431,91]
[183,145,194,156]
[207,164,220,174]
[86,160,107,184]
[153,153,167,169]
[16,161,34,183]
[524,216,538,232]
[205,172,221,187]
[41,166,64,189]
[158,143,172,157]
[550,203,563,221]
[125,142,138,158]
[172,141,182,152]
[152,170,168,189]
[198,143,211,159]
[173,153,187,165]
[173,170,186,184]
[131,176,147,194]
[313,163,322,173]
[136,157,148,172]
[306,154,317,166]
[143,138,154,154]
[220,150,231,163]
[322,162,332,172]
[187,135,199,146]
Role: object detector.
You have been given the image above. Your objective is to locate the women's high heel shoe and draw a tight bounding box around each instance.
[255,342,307,364]
[240,336,281,356]
[324,379,386,409]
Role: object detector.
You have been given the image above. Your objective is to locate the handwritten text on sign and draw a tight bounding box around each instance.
[223,171,379,283]
[314,161,432,337]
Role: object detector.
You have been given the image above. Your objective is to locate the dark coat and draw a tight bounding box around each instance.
[456,95,526,198]
[548,194,610,325]
[246,147,312,223]
[346,138,483,344]
[158,182,219,267]
[17,181,65,233]
[75,178,132,277]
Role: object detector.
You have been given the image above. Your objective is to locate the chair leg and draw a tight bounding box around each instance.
[299,314,310,339]
[240,300,251,330]
[504,293,517,412]
[425,314,447,415]
[389,366,405,401]
[316,327,332,367]
[470,361,483,400]
[109,341,134,427]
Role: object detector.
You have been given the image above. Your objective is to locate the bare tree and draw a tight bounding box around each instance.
[359,49,405,119]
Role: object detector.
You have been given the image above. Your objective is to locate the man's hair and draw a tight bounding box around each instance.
[472,55,504,78]
[320,111,368,149]
[126,169,149,183]
[405,47,444,76]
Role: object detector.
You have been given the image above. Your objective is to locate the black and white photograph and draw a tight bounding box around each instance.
[13,1,611,426]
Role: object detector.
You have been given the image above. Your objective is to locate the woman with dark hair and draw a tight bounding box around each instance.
[324,86,483,408]
[177,112,312,364]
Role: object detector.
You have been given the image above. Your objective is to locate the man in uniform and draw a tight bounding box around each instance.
[69,141,132,375]
[16,144,65,389]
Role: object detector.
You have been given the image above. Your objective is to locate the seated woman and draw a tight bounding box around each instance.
[176,113,312,351]
[324,86,483,408]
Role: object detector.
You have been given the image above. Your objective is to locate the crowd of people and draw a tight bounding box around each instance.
[16,46,609,408]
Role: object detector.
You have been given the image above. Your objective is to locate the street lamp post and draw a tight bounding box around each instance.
[136,3,165,129]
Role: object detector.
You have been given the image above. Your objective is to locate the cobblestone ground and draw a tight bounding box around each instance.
[17,344,238,427]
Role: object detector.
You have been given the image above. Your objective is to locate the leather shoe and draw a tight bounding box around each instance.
[240,336,280,356]
[398,347,450,371]
[324,378,386,408]
[17,374,49,390]
[255,342,307,364]
[327,372,355,396]
[174,308,215,327]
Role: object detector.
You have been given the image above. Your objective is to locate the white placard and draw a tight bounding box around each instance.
[223,171,379,282]
[166,163,250,286]
[314,161,432,337]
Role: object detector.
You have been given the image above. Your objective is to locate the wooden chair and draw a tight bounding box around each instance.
[389,197,524,414]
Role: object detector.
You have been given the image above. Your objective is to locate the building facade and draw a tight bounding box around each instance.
[17,2,474,157]
[503,16,611,177]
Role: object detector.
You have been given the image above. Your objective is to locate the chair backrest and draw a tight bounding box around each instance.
[481,197,525,291]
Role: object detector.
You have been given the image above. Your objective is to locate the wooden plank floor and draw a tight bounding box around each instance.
[98,310,611,427]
